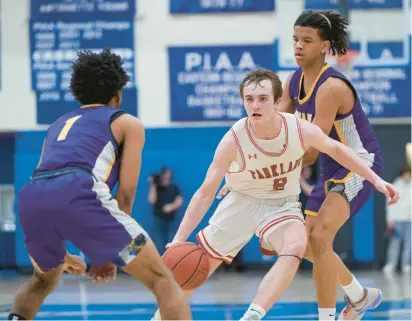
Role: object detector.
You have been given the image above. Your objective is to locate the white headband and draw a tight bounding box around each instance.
[319,13,332,29]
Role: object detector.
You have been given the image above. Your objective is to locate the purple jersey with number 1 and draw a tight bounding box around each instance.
[19,105,148,272]
[35,105,123,190]
[289,64,384,217]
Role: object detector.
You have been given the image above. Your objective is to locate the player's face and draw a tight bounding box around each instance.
[401,171,411,182]
[243,79,280,124]
[293,26,330,66]
[162,169,172,181]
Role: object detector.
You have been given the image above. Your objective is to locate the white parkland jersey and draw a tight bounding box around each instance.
[225,112,306,199]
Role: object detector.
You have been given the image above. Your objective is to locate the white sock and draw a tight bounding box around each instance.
[245,303,266,319]
[341,275,365,303]
[318,308,336,320]
[152,309,161,321]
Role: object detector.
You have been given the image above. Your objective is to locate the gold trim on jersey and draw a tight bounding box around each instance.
[81,104,104,108]
[324,172,354,194]
[304,210,318,216]
[298,64,330,104]
[333,121,348,145]
[103,157,116,182]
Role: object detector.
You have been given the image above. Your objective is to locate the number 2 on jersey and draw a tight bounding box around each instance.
[57,116,82,141]
[273,177,287,191]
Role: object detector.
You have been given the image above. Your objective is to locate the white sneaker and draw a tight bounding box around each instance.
[151,309,162,321]
[240,313,262,321]
[338,287,382,320]
[402,265,411,274]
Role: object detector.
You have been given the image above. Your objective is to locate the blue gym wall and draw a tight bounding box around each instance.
[14,128,379,268]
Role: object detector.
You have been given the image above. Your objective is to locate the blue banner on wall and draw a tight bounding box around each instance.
[273,39,411,118]
[349,65,410,118]
[31,0,136,20]
[170,0,275,14]
[305,0,403,9]
[29,18,138,124]
[35,89,138,124]
[168,44,273,121]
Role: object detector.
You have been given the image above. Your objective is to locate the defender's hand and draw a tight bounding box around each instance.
[63,255,86,276]
[88,262,117,284]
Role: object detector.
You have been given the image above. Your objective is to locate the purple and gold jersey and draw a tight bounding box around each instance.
[289,64,383,217]
[35,105,123,190]
[290,64,383,176]
[20,105,148,271]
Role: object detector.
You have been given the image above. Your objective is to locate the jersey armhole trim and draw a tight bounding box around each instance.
[230,128,246,172]
[294,115,306,151]
[288,70,298,99]
[109,111,127,157]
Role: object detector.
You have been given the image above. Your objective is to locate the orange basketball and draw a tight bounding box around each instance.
[162,242,210,290]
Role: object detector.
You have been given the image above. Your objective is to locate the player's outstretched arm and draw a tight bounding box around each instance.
[172,131,237,243]
[112,114,145,215]
[298,118,399,205]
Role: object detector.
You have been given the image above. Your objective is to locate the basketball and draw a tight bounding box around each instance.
[162,242,210,290]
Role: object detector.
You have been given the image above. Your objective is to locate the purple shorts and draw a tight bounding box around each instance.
[305,163,383,218]
[19,169,148,272]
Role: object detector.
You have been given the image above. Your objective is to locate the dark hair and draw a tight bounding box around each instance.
[239,68,283,102]
[69,48,130,105]
[399,165,411,176]
[294,10,349,57]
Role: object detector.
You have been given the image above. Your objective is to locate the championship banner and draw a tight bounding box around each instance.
[30,0,137,124]
[170,0,275,14]
[31,0,135,20]
[304,0,403,10]
[168,44,274,122]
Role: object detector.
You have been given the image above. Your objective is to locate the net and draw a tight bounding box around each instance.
[327,50,359,74]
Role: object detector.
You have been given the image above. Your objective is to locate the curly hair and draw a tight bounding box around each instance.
[69,48,130,105]
[294,10,349,57]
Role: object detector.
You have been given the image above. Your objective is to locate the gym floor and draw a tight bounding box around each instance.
[0,269,410,320]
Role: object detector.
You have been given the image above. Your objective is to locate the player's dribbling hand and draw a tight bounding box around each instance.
[165,241,182,249]
[216,185,230,199]
[88,262,117,284]
[165,235,186,250]
[63,254,87,276]
[374,179,400,206]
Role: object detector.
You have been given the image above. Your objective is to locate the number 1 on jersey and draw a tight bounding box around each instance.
[273,177,287,191]
[57,115,82,141]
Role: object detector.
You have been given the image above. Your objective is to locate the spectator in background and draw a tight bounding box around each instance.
[148,166,183,254]
[383,166,411,274]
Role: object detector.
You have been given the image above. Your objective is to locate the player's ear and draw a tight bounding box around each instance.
[115,90,122,108]
[321,40,330,55]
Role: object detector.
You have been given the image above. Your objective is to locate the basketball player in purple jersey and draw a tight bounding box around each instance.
[7,49,191,321]
[280,10,388,320]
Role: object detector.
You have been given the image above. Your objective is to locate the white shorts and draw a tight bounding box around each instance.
[196,191,305,264]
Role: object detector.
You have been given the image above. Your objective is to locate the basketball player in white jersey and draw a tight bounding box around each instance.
[152,68,398,321]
